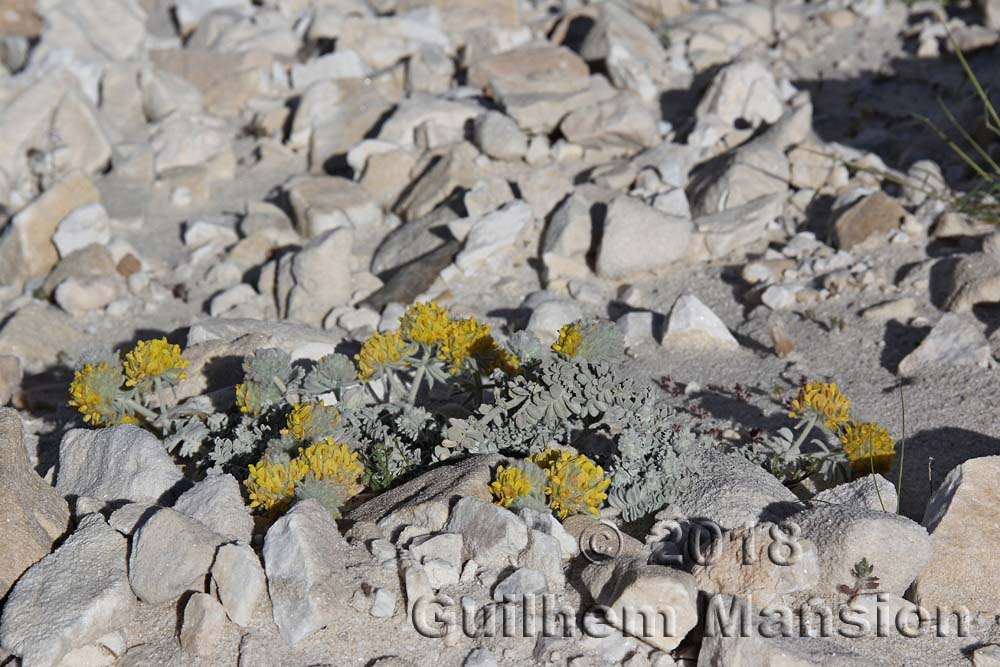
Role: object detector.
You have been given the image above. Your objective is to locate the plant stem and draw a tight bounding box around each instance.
[896,384,907,514]
[124,399,158,422]
[408,364,426,405]
[870,448,886,513]
[790,415,819,456]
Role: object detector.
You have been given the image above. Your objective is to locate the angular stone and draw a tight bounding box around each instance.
[455,201,533,271]
[179,593,225,657]
[285,227,354,326]
[662,292,738,350]
[833,192,906,250]
[693,192,784,259]
[286,176,381,238]
[914,456,1000,616]
[691,60,784,146]
[0,304,81,373]
[0,172,100,283]
[466,45,593,133]
[945,252,1000,313]
[54,275,121,315]
[0,409,71,599]
[596,195,693,279]
[395,142,481,220]
[211,542,266,627]
[56,425,187,506]
[691,522,820,606]
[792,503,932,598]
[474,110,527,161]
[688,142,789,217]
[897,313,990,377]
[812,474,898,513]
[580,556,698,652]
[444,497,528,567]
[51,90,112,176]
[492,567,547,600]
[518,530,565,589]
[151,113,228,174]
[263,500,351,645]
[128,508,226,605]
[172,473,254,543]
[347,454,500,536]
[560,96,660,151]
[0,515,136,667]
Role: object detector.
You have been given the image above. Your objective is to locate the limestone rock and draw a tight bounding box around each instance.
[128,508,226,605]
[0,409,71,599]
[52,202,111,258]
[172,473,254,543]
[662,293,739,350]
[284,227,354,326]
[456,201,533,271]
[0,515,136,667]
[560,96,660,151]
[832,192,906,250]
[263,500,352,645]
[914,456,1000,616]
[596,195,692,279]
[473,110,528,161]
[444,497,529,568]
[56,425,187,506]
[897,313,991,377]
[812,474,899,513]
[179,593,225,657]
[211,542,266,627]
[944,252,1000,313]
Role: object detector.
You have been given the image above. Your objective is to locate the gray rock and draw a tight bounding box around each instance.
[286,175,381,238]
[179,593,225,657]
[56,425,187,506]
[0,409,71,599]
[0,304,82,373]
[692,192,784,259]
[211,542,266,627]
[464,647,498,667]
[172,473,253,543]
[284,227,354,326]
[914,456,1000,616]
[466,45,593,133]
[688,142,789,217]
[832,192,906,250]
[0,515,136,667]
[690,522,820,606]
[596,195,692,279]
[52,203,111,258]
[492,567,548,601]
[409,533,463,571]
[580,556,698,652]
[560,96,661,151]
[812,475,898,513]
[897,313,991,377]
[0,356,22,405]
[444,497,529,567]
[54,274,122,315]
[347,454,500,537]
[526,298,584,341]
[519,529,565,589]
[263,500,350,645]
[792,503,932,598]
[396,142,482,220]
[518,508,578,558]
[691,60,784,147]
[662,293,738,350]
[370,588,397,618]
[543,192,596,259]
[455,201,533,271]
[128,508,226,605]
[402,558,433,617]
[377,94,479,150]
[474,111,528,161]
[616,311,656,348]
[944,252,1000,313]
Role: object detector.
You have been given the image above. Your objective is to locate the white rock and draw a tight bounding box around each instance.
[897,313,991,376]
[263,500,349,645]
[526,298,584,341]
[403,559,434,617]
[474,111,528,161]
[410,533,463,570]
[692,60,784,146]
[662,293,738,350]
[175,0,252,34]
[172,473,254,543]
[211,543,266,627]
[285,227,354,326]
[444,497,529,568]
[0,515,136,667]
[761,284,799,310]
[812,474,898,513]
[128,508,226,605]
[179,593,225,657]
[52,203,111,258]
[54,275,121,315]
[492,568,547,601]
[596,195,692,279]
[152,113,228,173]
[518,508,578,559]
[291,51,368,88]
[464,647,498,667]
[455,201,533,271]
[519,529,565,589]
[209,284,259,317]
[55,426,186,506]
[370,588,397,618]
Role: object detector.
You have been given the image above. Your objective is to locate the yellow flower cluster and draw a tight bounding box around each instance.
[245,456,308,511]
[280,402,341,441]
[123,338,189,389]
[490,465,534,508]
[552,323,583,358]
[68,362,123,426]
[355,330,414,381]
[528,449,610,519]
[789,381,851,430]
[788,380,897,476]
[355,301,520,380]
[299,439,364,496]
[840,421,896,475]
[235,382,254,414]
[245,439,364,512]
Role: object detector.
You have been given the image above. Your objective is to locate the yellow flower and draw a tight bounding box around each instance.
[789,381,851,430]
[298,438,364,497]
[69,362,125,426]
[492,348,521,376]
[119,414,140,425]
[123,338,189,389]
[490,465,534,508]
[245,456,309,511]
[399,301,452,346]
[840,421,896,475]
[438,316,495,374]
[235,383,255,414]
[552,323,583,358]
[280,402,340,441]
[355,330,414,381]
[529,448,610,519]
